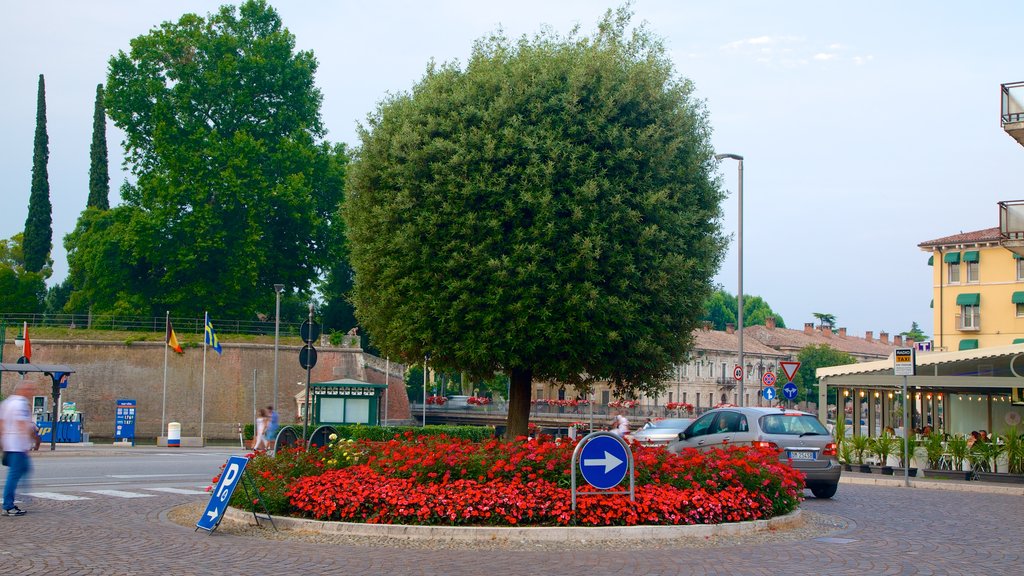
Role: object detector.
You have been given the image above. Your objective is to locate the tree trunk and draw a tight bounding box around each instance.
[505,367,533,439]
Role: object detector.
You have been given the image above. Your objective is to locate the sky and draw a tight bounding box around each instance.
[3,0,1022,340]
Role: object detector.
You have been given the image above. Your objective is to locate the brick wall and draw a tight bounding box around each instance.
[0,340,411,440]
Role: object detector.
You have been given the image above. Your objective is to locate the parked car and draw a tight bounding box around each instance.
[627,418,694,446]
[667,406,841,499]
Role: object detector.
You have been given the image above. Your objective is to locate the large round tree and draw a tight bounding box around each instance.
[345,9,726,438]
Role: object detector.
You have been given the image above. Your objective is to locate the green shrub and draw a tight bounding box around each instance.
[332,424,494,442]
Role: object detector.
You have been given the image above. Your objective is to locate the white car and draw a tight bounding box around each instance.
[627,418,694,446]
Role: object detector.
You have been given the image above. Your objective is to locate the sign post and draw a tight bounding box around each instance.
[894,347,916,487]
[299,306,320,442]
[196,455,276,534]
[761,371,777,406]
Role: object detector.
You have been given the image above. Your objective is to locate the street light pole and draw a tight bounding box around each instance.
[273,284,284,415]
[715,153,744,406]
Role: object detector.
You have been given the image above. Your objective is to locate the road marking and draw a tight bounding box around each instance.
[147,487,209,495]
[109,474,207,479]
[23,492,92,501]
[86,489,154,499]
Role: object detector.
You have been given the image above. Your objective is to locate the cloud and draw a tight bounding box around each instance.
[722,35,870,68]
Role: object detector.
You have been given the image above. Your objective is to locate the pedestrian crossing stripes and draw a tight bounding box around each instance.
[147,487,209,495]
[23,486,210,502]
[22,492,90,501]
[87,489,154,498]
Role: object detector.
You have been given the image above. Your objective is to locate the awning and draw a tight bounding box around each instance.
[958,339,979,351]
[1013,338,1024,344]
[963,251,979,262]
[944,252,960,263]
[956,293,980,306]
[1013,292,1024,304]
[927,255,934,266]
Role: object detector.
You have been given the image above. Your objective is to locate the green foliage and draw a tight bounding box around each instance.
[24,74,52,275]
[243,423,254,440]
[0,234,46,313]
[332,424,494,443]
[831,418,846,450]
[68,0,346,318]
[87,84,110,210]
[850,434,870,465]
[923,432,945,469]
[701,289,786,330]
[946,434,969,471]
[900,321,929,343]
[869,432,897,466]
[344,7,725,438]
[1000,426,1023,474]
[969,441,1004,473]
[796,344,856,405]
[812,312,836,328]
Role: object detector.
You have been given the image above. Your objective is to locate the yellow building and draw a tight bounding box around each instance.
[919,227,1024,351]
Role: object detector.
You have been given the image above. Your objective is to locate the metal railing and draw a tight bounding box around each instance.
[0,312,302,336]
[1001,82,1024,125]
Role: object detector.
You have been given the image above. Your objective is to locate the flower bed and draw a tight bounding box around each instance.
[607,399,638,409]
[230,432,804,527]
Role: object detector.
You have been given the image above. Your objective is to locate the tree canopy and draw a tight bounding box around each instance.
[0,234,47,313]
[344,8,726,437]
[702,289,786,330]
[24,74,52,275]
[65,0,346,319]
[795,344,856,405]
[87,84,110,210]
[900,321,929,343]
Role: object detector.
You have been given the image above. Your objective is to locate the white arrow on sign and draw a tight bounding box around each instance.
[205,507,219,521]
[584,451,624,474]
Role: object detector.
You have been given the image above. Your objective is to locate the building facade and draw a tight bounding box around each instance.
[919,227,1024,351]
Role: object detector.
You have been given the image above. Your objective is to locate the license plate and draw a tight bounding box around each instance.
[788,450,816,461]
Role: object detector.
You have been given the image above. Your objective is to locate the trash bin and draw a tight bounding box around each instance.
[168,422,181,447]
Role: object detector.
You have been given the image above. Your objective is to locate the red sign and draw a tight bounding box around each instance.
[733,365,743,381]
[780,361,801,382]
[762,371,777,387]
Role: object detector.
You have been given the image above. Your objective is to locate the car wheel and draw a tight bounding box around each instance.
[809,483,838,499]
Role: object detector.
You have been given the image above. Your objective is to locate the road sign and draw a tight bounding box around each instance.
[894,348,916,376]
[197,455,250,533]
[761,371,777,387]
[780,361,801,382]
[114,399,136,444]
[763,386,777,401]
[733,365,743,381]
[300,320,321,344]
[299,345,318,369]
[579,434,630,490]
[782,382,799,401]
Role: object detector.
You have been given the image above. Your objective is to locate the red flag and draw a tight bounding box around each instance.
[166,318,183,354]
[23,323,32,362]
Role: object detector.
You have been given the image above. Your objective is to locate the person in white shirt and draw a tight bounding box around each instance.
[1,381,41,516]
[610,413,630,437]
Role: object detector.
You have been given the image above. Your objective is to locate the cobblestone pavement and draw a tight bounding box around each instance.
[1,484,1020,575]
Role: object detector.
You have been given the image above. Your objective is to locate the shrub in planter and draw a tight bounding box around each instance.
[946,434,969,471]
[1000,426,1024,474]
[923,432,945,470]
[850,434,870,467]
[869,433,897,470]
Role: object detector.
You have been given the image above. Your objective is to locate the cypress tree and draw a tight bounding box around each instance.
[24,74,52,273]
[87,83,110,210]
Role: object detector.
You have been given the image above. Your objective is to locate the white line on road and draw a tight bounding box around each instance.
[87,490,154,498]
[147,487,209,495]
[108,474,208,479]
[23,492,92,501]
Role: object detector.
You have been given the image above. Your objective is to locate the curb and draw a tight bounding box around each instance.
[839,475,1024,496]
[222,507,803,542]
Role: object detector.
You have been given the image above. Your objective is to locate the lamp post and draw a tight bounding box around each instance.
[273,284,284,414]
[715,153,744,406]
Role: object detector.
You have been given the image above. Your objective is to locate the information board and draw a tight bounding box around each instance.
[114,399,136,443]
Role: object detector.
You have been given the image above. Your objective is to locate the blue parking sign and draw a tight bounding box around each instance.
[197,455,250,533]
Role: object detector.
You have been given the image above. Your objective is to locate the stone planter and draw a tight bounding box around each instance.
[867,465,894,475]
[857,464,872,473]
[973,471,1024,484]
[922,469,972,481]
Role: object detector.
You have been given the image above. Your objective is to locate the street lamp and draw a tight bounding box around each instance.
[715,153,744,406]
[273,284,284,415]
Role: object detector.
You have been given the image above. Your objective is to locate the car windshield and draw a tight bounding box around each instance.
[759,414,829,436]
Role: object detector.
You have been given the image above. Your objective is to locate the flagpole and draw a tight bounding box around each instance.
[162,311,169,434]
[201,311,208,442]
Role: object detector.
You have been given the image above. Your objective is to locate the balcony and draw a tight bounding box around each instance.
[999,200,1024,256]
[1002,82,1024,147]
[955,312,981,332]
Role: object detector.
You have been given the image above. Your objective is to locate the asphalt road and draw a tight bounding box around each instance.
[1,447,1021,575]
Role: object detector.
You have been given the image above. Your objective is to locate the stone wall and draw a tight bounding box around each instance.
[0,340,411,440]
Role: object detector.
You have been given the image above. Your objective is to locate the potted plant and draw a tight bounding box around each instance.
[869,433,897,474]
[947,434,969,474]
[850,434,871,473]
[838,441,855,472]
[832,419,847,452]
[1002,426,1024,476]
[894,435,918,477]
[922,432,945,470]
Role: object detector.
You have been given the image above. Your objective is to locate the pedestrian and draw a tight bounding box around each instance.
[1,381,42,516]
[264,405,279,449]
[609,413,630,437]
[253,407,269,451]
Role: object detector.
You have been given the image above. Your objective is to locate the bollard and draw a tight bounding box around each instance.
[167,421,181,447]
[238,423,244,448]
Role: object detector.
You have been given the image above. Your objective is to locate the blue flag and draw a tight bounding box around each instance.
[204,313,222,355]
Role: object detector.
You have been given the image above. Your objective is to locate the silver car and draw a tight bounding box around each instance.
[627,418,694,446]
[666,406,842,499]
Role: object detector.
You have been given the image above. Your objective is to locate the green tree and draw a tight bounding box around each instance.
[701,289,785,330]
[795,344,856,407]
[812,312,836,328]
[87,84,110,210]
[0,234,47,313]
[68,0,346,318]
[24,74,52,274]
[900,321,929,343]
[345,8,726,438]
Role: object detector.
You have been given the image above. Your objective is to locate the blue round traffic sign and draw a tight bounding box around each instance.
[763,386,777,401]
[782,382,799,400]
[579,434,630,490]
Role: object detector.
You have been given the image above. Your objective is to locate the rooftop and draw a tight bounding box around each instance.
[918,227,1002,249]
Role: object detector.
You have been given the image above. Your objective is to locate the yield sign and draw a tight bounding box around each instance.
[780,361,801,382]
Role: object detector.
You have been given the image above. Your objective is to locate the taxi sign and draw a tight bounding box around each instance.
[762,371,777,387]
[894,348,916,376]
